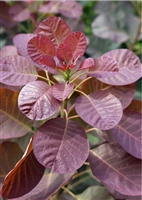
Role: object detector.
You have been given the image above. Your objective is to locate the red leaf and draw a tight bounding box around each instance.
[40,55,57,74]
[1,139,45,199]
[126,99,142,113]
[64,32,87,62]
[33,118,89,174]
[57,43,73,66]
[79,58,94,70]
[88,143,142,196]
[37,16,72,49]
[18,81,60,120]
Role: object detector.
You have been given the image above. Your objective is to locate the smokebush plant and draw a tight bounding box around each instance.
[0,16,142,199]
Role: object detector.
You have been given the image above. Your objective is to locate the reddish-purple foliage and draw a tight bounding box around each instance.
[0,16,142,199]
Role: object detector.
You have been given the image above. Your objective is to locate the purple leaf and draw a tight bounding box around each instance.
[27,36,55,66]
[111,111,142,159]
[88,143,142,196]
[9,3,30,22]
[38,1,59,14]
[39,55,57,74]
[0,45,18,59]
[89,55,119,78]
[0,55,38,86]
[18,81,59,120]
[64,32,87,62]
[126,99,142,113]
[51,83,74,101]
[37,16,72,49]
[0,88,33,139]
[75,90,123,130]
[106,83,136,109]
[33,118,89,174]
[10,172,74,200]
[97,49,142,85]
[79,58,94,70]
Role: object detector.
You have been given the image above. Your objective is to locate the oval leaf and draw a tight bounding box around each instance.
[75,90,123,130]
[0,88,34,139]
[0,55,38,86]
[64,31,87,61]
[57,43,73,65]
[97,49,142,85]
[37,16,72,49]
[1,139,45,199]
[51,83,74,101]
[0,45,18,59]
[39,55,57,74]
[88,143,142,196]
[111,111,142,159]
[79,58,94,70]
[18,81,60,120]
[27,36,55,66]
[33,118,89,174]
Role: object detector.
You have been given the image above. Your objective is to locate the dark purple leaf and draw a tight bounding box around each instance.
[33,118,89,174]
[75,90,123,130]
[9,3,30,22]
[10,172,74,200]
[88,143,142,196]
[18,81,60,120]
[111,111,142,159]
[79,58,94,70]
[0,55,38,86]
[89,55,119,78]
[57,43,73,65]
[97,49,142,85]
[0,88,33,139]
[64,32,87,62]
[0,45,18,59]
[27,36,55,66]
[51,83,74,101]
[1,139,45,199]
[0,141,23,178]
[39,55,57,74]
[125,99,142,113]
[37,16,72,49]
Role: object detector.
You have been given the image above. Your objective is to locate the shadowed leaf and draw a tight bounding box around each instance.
[18,81,60,120]
[51,83,74,101]
[1,139,45,199]
[75,90,123,130]
[0,45,18,59]
[0,88,34,139]
[33,118,89,174]
[125,99,142,113]
[97,49,142,85]
[37,16,72,49]
[111,111,142,159]
[39,55,57,74]
[0,55,38,86]
[88,143,142,196]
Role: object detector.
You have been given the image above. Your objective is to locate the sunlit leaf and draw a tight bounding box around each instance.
[64,32,87,61]
[97,49,142,85]
[51,83,74,101]
[0,55,38,86]
[33,118,89,174]
[39,55,57,74]
[0,88,33,139]
[88,143,142,196]
[0,141,23,178]
[0,45,18,59]
[57,43,73,65]
[18,81,59,120]
[75,90,123,130]
[79,58,94,70]
[1,139,45,199]
[37,16,72,49]
[111,111,142,159]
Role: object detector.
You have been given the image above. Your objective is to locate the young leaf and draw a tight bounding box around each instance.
[39,55,57,74]
[79,58,94,70]
[33,118,89,174]
[75,90,123,130]
[0,141,23,178]
[88,143,142,196]
[27,36,55,65]
[1,139,45,199]
[96,49,142,85]
[57,43,73,65]
[111,111,142,159]
[37,16,72,49]
[0,88,33,139]
[88,55,119,78]
[0,55,38,86]
[51,83,74,101]
[18,81,60,120]
[0,45,18,59]
[64,32,87,61]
